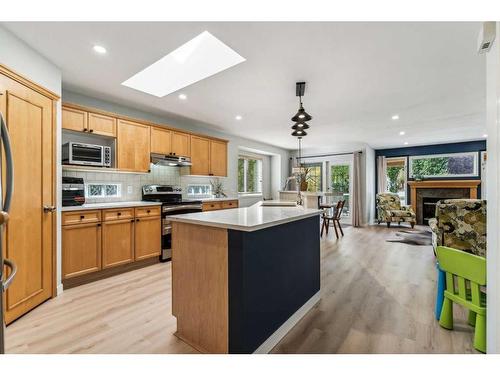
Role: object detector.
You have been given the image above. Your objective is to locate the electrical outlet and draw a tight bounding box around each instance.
[127,185,133,194]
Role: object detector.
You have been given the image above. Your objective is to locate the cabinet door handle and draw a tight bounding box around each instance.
[89,129,94,133]
[97,223,101,227]
[146,209,150,213]
[83,128,88,132]
[117,212,121,216]
[80,215,85,220]
[136,218,140,222]
[131,219,135,223]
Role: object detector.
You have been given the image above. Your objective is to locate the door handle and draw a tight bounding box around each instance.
[43,205,56,213]
[2,258,17,291]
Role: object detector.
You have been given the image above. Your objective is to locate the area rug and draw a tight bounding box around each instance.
[386,229,433,246]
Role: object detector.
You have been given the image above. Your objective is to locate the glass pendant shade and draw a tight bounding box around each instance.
[291,105,312,122]
[291,129,307,137]
[292,121,310,130]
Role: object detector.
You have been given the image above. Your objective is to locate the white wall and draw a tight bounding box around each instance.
[0,26,64,295]
[486,21,500,354]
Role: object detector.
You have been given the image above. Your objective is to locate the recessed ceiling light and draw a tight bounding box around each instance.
[122,31,246,97]
[399,131,405,136]
[483,134,488,138]
[93,45,107,54]
[404,142,409,145]
[178,93,187,100]
[392,115,400,120]
[235,115,242,120]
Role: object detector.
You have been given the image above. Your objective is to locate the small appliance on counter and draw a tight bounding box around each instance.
[62,142,111,167]
[142,184,202,262]
[62,177,85,206]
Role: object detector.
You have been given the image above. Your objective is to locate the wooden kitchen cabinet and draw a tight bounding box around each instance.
[117,119,151,172]
[88,112,117,137]
[190,136,210,175]
[135,216,161,260]
[102,219,135,269]
[210,140,228,177]
[62,106,87,132]
[151,127,172,155]
[202,200,239,211]
[171,131,190,156]
[62,222,102,279]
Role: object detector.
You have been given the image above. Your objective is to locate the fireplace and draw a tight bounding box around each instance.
[408,180,480,225]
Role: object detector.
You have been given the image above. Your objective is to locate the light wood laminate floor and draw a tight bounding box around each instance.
[6,225,476,354]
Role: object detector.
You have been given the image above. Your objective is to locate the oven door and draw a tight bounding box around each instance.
[161,204,202,261]
[70,143,104,166]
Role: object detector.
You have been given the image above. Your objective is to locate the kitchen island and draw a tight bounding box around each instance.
[169,202,321,353]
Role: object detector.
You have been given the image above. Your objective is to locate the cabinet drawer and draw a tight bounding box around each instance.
[202,202,223,211]
[135,206,161,218]
[222,200,238,209]
[103,208,135,221]
[62,210,101,225]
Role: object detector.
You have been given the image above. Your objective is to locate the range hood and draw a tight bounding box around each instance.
[150,153,192,167]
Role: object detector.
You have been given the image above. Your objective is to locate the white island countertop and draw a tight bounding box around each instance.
[168,201,321,232]
[61,201,161,212]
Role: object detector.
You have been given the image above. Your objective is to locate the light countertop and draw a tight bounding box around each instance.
[199,196,239,203]
[61,201,161,212]
[168,201,321,232]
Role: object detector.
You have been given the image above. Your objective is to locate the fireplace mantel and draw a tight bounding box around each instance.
[408,180,480,213]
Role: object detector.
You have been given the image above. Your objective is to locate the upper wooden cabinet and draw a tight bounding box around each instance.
[62,106,87,132]
[190,136,228,176]
[190,136,210,175]
[117,119,151,172]
[171,131,191,157]
[150,127,172,155]
[88,112,116,137]
[210,140,228,177]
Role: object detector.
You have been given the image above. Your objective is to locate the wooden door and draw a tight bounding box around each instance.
[210,140,227,177]
[135,216,161,260]
[88,112,116,137]
[62,223,101,279]
[190,136,210,175]
[102,219,134,268]
[171,131,190,156]
[116,119,150,172]
[62,106,87,132]
[150,127,171,155]
[0,73,54,324]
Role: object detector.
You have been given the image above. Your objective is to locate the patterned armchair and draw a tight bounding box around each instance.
[428,199,486,257]
[376,192,416,228]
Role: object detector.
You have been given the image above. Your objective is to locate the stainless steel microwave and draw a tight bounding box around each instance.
[62,142,111,167]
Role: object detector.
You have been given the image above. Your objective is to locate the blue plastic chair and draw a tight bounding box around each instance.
[435,263,446,320]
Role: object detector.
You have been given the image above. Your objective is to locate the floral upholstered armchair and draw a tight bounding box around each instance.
[428,199,486,257]
[376,192,416,228]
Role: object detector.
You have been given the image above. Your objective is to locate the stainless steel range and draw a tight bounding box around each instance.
[142,184,202,262]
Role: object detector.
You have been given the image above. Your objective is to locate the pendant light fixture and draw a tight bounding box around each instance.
[291,82,312,137]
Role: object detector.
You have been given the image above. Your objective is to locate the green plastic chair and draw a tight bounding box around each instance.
[436,246,487,353]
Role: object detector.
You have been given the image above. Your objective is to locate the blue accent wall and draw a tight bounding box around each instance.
[374,140,486,206]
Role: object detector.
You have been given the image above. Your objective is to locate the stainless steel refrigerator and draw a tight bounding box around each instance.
[0,111,15,354]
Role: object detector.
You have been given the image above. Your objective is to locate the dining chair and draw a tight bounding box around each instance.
[320,200,345,239]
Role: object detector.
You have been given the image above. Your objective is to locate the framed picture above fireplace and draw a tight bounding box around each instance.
[408,151,479,179]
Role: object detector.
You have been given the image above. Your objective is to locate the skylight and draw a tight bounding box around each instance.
[122,31,246,97]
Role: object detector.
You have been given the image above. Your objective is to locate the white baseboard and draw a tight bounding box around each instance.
[253,291,321,354]
[56,283,64,296]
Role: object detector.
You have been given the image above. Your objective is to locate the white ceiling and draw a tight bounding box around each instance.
[2,22,486,151]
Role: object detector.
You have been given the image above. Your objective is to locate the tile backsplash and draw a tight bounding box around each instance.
[62,164,233,203]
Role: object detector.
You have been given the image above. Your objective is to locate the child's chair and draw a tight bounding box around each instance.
[436,246,486,353]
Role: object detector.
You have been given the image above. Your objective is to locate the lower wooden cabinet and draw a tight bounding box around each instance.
[135,216,161,260]
[62,222,102,279]
[62,206,161,285]
[102,219,135,269]
[202,200,239,212]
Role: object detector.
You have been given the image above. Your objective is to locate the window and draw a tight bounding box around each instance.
[409,152,478,178]
[238,156,262,193]
[330,164,350,216]
[86,183,121,198]
[385,157,407,205]
[187,184,212,198]
[303,163,322,192]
